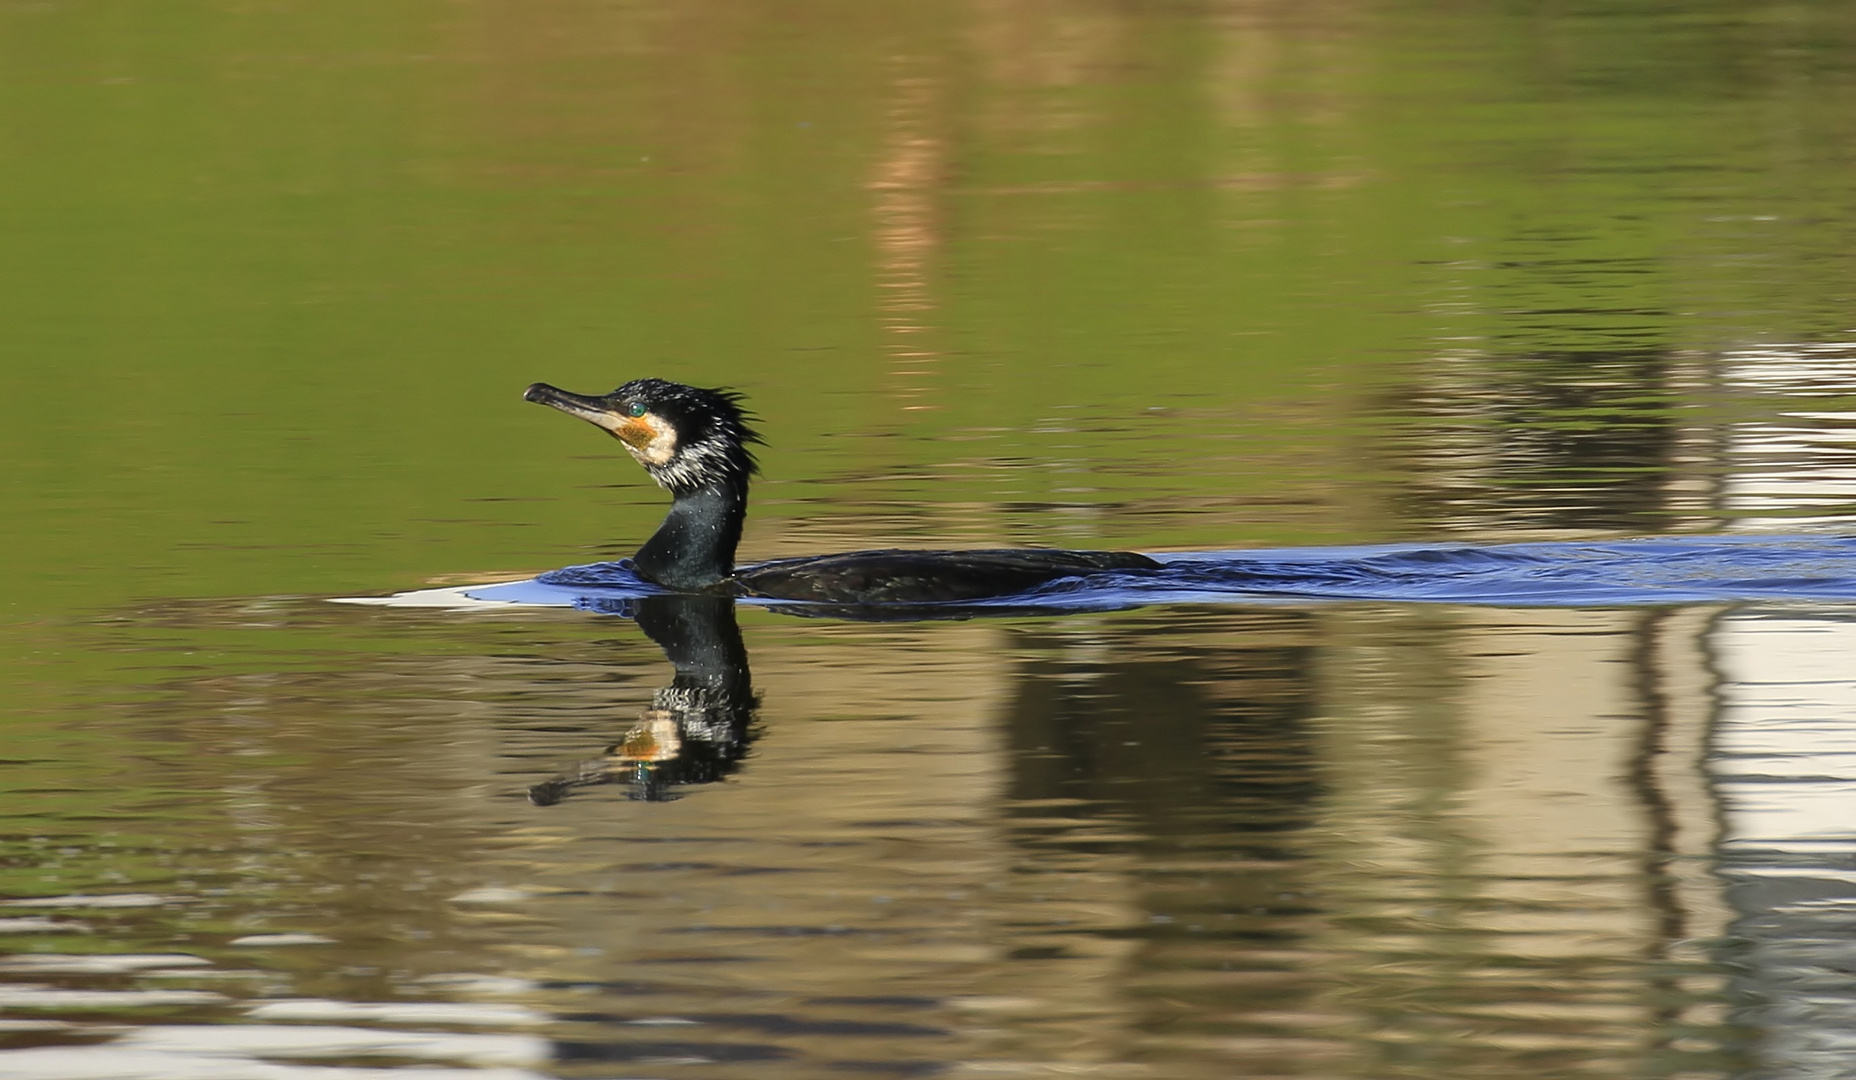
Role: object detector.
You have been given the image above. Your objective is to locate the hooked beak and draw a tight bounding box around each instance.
[524,382,627,435]
[525,382,671,463]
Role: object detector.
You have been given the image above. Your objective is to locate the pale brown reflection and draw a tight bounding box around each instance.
[1303,606,1733,1076]
[897,604,1740,1076]
[869,57,948,408]
[1207,0,1363,158]
[968,0,1125,143]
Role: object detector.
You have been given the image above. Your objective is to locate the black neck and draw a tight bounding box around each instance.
[631,477,747,591]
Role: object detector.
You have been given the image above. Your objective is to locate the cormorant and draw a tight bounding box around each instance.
[524,378,1159,604]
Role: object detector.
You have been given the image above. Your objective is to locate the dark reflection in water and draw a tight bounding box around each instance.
[998,616,1334,1068]
[1004,618,1318,852]
[1389,347,1682,532]
[528,596,757,805]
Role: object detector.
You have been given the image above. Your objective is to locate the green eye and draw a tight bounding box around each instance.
[625,401,648,418]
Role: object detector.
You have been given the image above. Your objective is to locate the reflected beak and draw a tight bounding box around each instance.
[524,382,626,435]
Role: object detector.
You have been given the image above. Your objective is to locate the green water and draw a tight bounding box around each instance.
[5,1,1856,1077]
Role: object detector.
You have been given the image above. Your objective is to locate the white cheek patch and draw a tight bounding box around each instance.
[623,415,679,467]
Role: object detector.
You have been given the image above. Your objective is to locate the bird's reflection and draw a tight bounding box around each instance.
[528,595,757,804]
[524,594,1111,804]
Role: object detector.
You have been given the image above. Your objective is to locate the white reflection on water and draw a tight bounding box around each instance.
[0,954,209,975]
[246,1000,551,1027]
[1714,612,1856,853]
[0,1052,546,1080]
[0,988,227,1008]
[0,1026,552,1080]
[1706,341,1856,1074]
[1711,609,1856,1078]
[1725,342,1856,529]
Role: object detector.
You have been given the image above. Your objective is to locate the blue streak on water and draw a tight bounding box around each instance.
[466,535,1856,613]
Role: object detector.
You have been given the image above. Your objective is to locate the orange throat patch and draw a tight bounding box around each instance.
[612,414,678,467]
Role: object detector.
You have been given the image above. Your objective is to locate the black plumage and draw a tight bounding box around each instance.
[524,379,1160,604]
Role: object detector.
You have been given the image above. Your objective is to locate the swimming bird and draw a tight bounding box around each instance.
[523,378,1160,605]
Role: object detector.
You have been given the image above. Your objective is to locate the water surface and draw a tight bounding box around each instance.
[5,1,1856,1077]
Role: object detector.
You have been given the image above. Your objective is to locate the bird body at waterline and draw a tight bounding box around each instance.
[523,378,1161,605]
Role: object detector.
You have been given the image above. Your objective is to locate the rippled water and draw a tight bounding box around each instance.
[17,591,1856,1078]
[7,0,1856,1077]
[437,534,1856,611]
